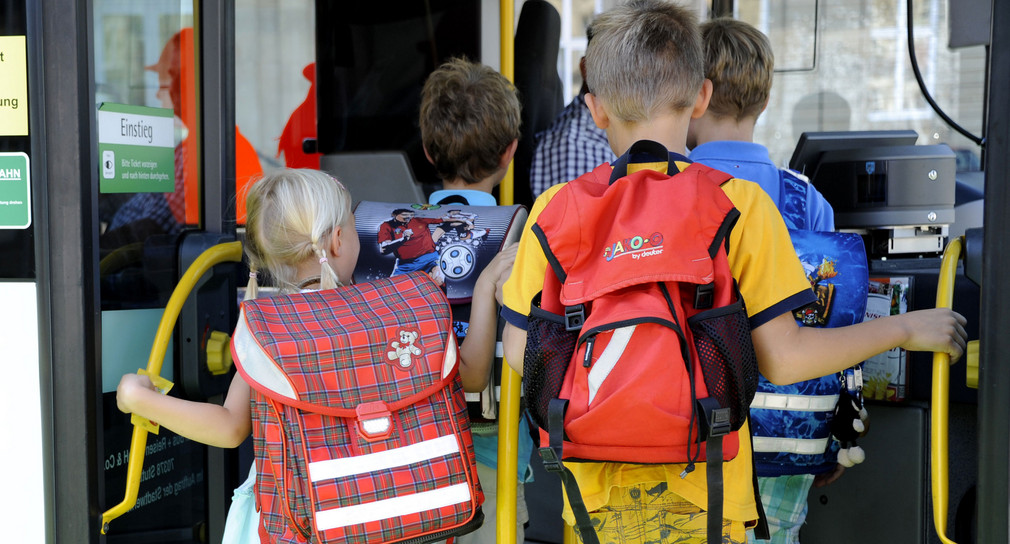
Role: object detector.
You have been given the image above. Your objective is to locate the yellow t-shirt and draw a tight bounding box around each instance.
[501,158,815,524]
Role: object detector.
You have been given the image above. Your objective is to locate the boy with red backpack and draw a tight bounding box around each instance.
[499,1,968,543]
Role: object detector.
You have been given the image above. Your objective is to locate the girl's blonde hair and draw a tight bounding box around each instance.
[243,168,353,298]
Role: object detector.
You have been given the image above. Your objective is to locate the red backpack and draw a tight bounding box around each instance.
[232,272,484,543]
[523,140,761,544]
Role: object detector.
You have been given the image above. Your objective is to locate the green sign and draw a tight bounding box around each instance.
[0,152,30,229]
[98,103,175,194]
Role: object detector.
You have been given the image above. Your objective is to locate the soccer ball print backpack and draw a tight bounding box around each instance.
[351,201,529,429]
[232,272,483,543]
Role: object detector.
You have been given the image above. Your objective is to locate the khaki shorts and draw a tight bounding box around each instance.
[573,482,746,544]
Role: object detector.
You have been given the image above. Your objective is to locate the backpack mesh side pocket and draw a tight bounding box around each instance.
[688,299,758,430]
[523,293,577,430]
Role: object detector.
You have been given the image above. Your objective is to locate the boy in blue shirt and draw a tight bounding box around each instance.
[688,18,834,232]
[687,18,844,543]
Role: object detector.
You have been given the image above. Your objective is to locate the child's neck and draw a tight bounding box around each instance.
[295,257,332,289]
[607,110,693,157]
[690,115,757,148]
[440,174,499,195]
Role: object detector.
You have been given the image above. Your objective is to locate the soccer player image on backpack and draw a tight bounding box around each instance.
[521,140,761,544]
[354,201,528,425]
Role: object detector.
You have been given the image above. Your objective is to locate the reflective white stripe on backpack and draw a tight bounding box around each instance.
[750,392,838,411]
[310,434,472,530]
[587,325,636,405]
[308,434,460,481]
[315,483,472,531]
[752,436,831,455]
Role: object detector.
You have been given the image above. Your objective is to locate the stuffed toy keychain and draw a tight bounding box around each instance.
[832,366,869,467]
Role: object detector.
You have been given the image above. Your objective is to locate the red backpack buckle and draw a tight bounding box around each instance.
[355,401,393,441]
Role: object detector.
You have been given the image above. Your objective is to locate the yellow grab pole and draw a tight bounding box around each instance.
[498,0,516,209]
[497,1,520,543]
[101,241,243,534]
[930,236,963,544]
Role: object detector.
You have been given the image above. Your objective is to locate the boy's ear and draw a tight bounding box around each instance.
[499,139,519,169]
[422,145,435,166]
[584,92,610,130]
[691,79,714,120]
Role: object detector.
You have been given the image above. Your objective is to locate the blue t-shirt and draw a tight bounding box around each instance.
[691,140,842,476]
[689,140,834,231]
[428,188,534,482]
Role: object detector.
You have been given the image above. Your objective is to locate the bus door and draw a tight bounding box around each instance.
[94,2,246,543]
[10,0,247,542]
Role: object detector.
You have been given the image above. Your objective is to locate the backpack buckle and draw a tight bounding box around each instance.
[697,397,731,438]
[539,446,564,473]
[355,401,393,441]
[694,283,715,310]
[564,304,585,331]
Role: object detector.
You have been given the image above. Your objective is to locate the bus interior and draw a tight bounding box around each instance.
[2,0,1008,543]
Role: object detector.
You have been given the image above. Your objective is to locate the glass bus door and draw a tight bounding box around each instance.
[93,1,243,542]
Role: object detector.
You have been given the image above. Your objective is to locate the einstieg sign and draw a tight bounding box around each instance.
[0,152,30,229]
[97,103,175,194]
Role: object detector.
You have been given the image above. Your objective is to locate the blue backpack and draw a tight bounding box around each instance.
[749,171,867,475]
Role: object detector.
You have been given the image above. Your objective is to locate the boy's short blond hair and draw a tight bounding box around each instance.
[584,0,704,123]
[420,57,521,185]
[701,18,774,121]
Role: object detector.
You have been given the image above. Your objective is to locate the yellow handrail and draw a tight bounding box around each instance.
[497,1,521,543]
[101,241,243,534]
[930,236,963,544]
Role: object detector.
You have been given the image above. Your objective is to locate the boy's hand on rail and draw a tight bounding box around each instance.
[116,373,155,414]
[898,308,968,363]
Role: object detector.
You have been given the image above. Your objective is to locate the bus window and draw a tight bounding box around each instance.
[737,0,985,170]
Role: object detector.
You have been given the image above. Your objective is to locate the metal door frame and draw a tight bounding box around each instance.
[38,0,237,541]
[977,1,1010,542]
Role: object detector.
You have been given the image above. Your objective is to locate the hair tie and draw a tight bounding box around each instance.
[319,257,328,264]
[249,271,257,279]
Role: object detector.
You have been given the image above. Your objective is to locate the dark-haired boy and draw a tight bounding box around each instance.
[419,57,531,544]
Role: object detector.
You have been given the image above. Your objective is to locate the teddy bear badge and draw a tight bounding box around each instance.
[387,328,424,370]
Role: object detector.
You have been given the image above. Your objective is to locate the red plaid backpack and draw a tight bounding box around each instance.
[232,272,484,543]
[523,140,763,544]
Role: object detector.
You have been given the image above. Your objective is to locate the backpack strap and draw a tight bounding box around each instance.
[748,423,772,540]
[608,139,679,182]
[539,398,600,544]
[435,194,470,205]
[779,168,810,230]
[531,222,587,331]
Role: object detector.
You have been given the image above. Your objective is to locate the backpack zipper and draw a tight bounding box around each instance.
[576,316,681,369]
